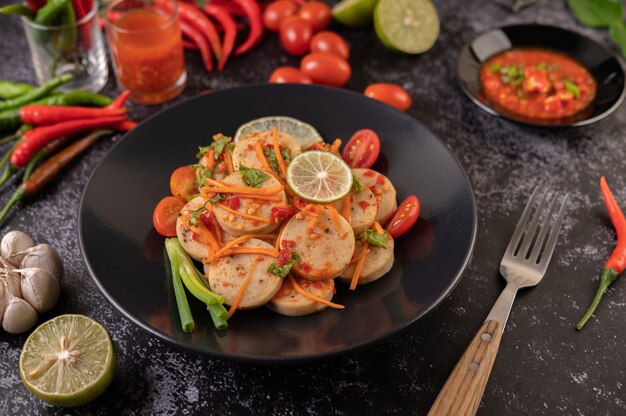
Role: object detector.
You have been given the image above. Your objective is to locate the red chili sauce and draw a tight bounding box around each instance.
[480,49,596,119]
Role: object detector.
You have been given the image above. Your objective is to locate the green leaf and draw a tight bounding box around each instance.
[610,22,626,58]
[209,193,225,204]
[364,228,389,249]
[211,135,230,160]
[263,147,291,175]
[239,163,270,188]
[189,206,207,226]
[351,176,363,193]
[268,251,300,278]
[564,80,581,99]
[567,0,623,28]
[196,146,211,159]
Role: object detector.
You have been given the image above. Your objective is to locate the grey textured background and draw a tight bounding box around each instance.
[1,0,625,415]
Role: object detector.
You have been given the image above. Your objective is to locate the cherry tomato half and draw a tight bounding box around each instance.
[170,165,197,200]
[341,129,380,168]
[263,0,298,32]
[386,195,420,238]
[279,16,314,56]
[300,52,351,87]
[269,66,313,84]
[310,31,350,59]
[153,196,186,237]
[298,1,331,32]
[364,83,413,112]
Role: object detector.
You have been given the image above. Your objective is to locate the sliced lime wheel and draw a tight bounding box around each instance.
[234,116,323,149]
[374,0,440,54]
[286,150,352,203]
[332,0,379,28]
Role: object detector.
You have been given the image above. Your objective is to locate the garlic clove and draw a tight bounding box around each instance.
[2,296,38,334]
[19,268,60,314]
[2,268,22,298]
[1,231,35,267]
[18,244,64,281]
[0,280,7,323]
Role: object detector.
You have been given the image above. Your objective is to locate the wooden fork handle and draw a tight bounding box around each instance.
[427,320,503,416]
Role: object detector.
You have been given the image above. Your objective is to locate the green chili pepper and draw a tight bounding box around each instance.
[0,74,72,112]
[0,4,36,20]
[52,3,77,55]
[34,0,70,26]
[0,81,36,100]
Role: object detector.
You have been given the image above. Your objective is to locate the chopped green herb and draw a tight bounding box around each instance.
[227,142,235,154]
[364,227,389,249]
[263,147,291,175]
[239,163,270,188]
[268,251,300,278]
[352,176,364,193]
[564,80,581,98]
[211,135,230,160]
[196,146,211,159]
[209,193,226,204]
[189,206,207,226]
[489,64,501,72]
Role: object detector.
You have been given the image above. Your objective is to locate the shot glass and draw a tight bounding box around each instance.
[104,0,186,105]
[22,0,108,92]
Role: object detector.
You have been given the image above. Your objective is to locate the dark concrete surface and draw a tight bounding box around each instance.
[0,0,625,415]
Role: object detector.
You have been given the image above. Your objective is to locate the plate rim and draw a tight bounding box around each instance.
[77,83,478,363]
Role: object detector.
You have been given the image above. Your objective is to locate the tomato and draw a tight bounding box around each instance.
[169,165,197,200]
[386,195,420,238]
[279,16,314,56]
[262,0,298,32]
[298,1,331,31]
[269,66,313,84]
[300,52,351,87]
[364,83,412,112]
[341,129,380,168]
[310,31,350,59]
[153,196,186,237]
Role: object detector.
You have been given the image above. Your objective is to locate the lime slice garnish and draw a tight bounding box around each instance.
[286,151,352,203]
[374,0,440,54]
[19,314,116,407]
[234,116,323,149]
[332,0,379,28]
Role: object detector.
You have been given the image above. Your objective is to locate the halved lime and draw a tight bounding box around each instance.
[332,0,379,28]
[286,151,352,203]
[19,314,116,407]
[374,0,440,54]
[234,116,323,149]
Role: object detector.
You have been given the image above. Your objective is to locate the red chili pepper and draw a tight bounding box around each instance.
[231,0,264,56]
[26,0,46,11]
[180,20,213,72]
[11,116,128,167]
[577,176,626,330]
[271,205,296,222]
[71,0,92,51]
[280,239,296,248]
[358,201,370,210]
[208,0,246,17]
[293,197,308,210]
[276,248,291,267]
[200,210,215,231]
[19,105,127,125]
[225,196,241,210]
[182,39,199,50]
[106,90,131,109]
[203,3,237,71]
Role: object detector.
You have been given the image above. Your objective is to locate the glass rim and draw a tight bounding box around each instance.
[104,0,179,34]
[21,0,99,30]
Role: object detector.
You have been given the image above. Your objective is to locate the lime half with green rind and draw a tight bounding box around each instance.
[374,0,440,54]
[332,0,379,28]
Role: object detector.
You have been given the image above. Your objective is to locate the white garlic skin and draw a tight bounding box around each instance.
[18,268,60,314]
[1,231,35,267]
[18,244,64,281]
[2,296,38,334]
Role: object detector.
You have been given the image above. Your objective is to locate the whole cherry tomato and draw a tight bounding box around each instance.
[310,31,350,59]
[300,52,351,87]
[386,195,420,238]
[153,196,186,237]
[341,129,380,168]
[263,0,298,32]
[169,165,197,200]
[279,16,314,56]
[364,83,413,112]
[298,1,331,31]
[269,66,313,83]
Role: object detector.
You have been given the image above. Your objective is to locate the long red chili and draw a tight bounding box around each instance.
[180,20,213,72]
[232,0,264,56]
[577,176,626,330]
[203,3,237,71]
[106,90,131,109]
[208,0,246,17]
[10,116,129,167]
[182,39,199,50]
[19,105,126,125]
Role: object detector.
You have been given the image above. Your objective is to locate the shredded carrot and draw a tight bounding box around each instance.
[270,173,293,197]
[227,259,260,319]
[215,234,277,256]
[196,221,222,252]
[288,275,345,309]
[212,216,223,243]
[341,195,352,224]
[255,140,274,173]
[238,194,282,202]
[326,205,343,231]
[350,242,370,290]
[216,203,272,223]
[374,221,385,235]
[203,185,284,196]
[300,204,319,216]
[206,178,225,187]
[204,147,215,170]
[272,126,287,178]
[223,150,234,174]
[330,138,342,154]
[349,243,369,264]
[216,247,279,258]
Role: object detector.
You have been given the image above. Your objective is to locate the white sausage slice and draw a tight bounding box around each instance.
[333,188,377,234]
[176,196,210,262]
[232,131,301,171]
[267,277,335,316]
[338,234,395,285]
[205,239,282,308]
[352,168,397,225]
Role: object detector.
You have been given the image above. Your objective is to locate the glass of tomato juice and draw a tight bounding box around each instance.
[104,0,186,105]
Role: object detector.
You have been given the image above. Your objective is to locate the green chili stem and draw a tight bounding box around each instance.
[0,138,22,171]
[0,187,26,224]
[576,268,618,330]
[22,150,46,182]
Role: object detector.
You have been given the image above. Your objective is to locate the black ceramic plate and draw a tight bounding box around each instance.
[78,84,477,363]
[457,24,625,127]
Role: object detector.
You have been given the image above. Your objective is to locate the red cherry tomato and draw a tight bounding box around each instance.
[300,52,351,87]
[279,16,314,56]
[298,1,331,31]
[262,0,298,32]
[341,129,380,168]
[269,66,313,84]
[386,195,420,238]
[364,83,413,112]
[153,196,186,237]
[169,165,197,200]
[310,31,350,59]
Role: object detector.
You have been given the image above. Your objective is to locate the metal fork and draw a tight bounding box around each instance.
[428,188,569,416]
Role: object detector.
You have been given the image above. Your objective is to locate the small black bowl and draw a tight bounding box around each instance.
[457,24,625,127]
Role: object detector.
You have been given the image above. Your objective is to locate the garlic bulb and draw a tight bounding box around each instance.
[1,231,35,267]
[17,268,60,314]
[3,296,38,334]
[18,244,64,281]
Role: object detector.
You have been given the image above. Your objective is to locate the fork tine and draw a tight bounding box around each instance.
[537,193,569,274]
[528,192,560,263]
[517,189,550,258]
[505,187,540,256]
